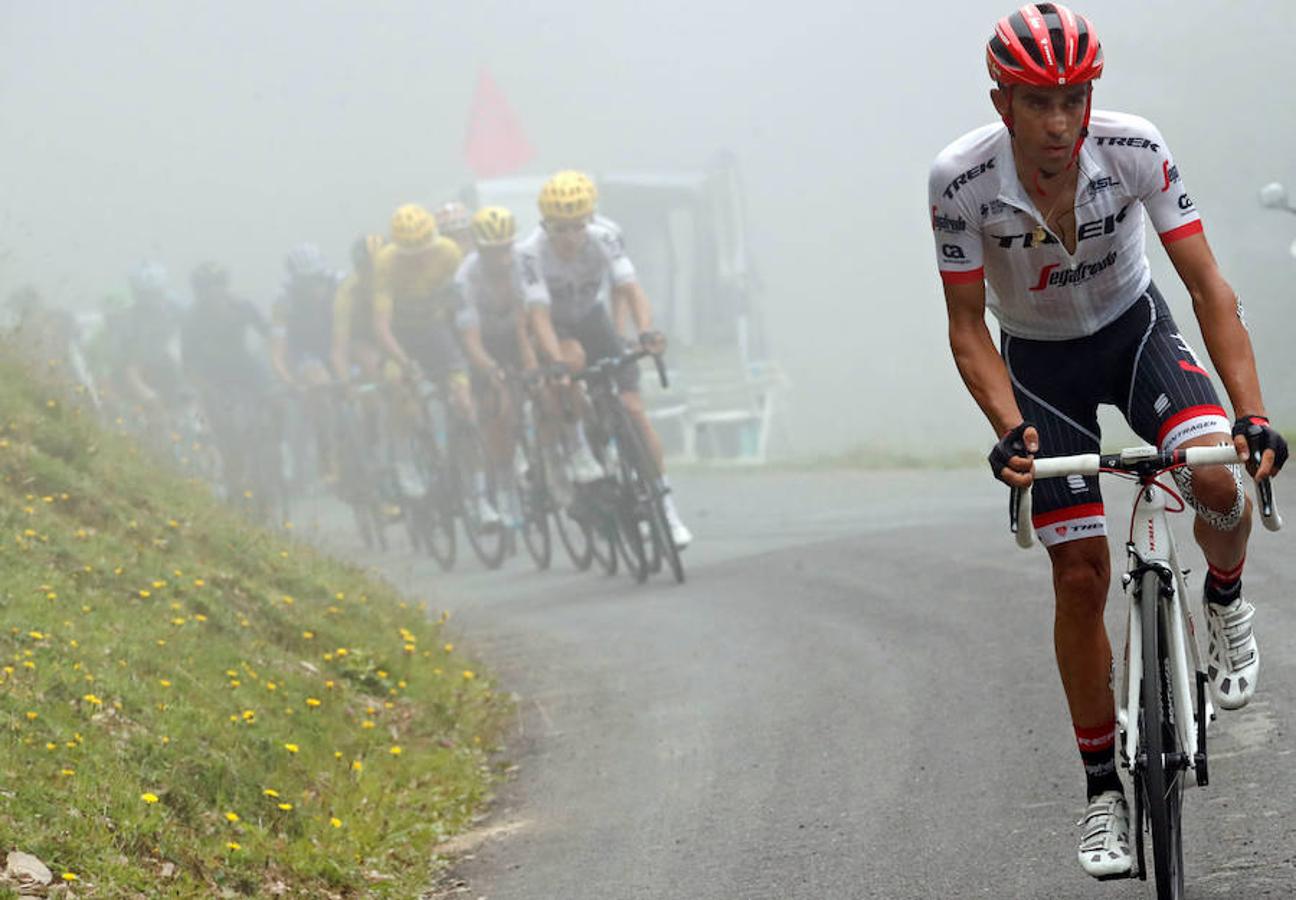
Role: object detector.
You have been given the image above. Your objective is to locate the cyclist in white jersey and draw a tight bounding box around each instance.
[929,3,1287,880]
[518,171,693,548]
[455,206,605,494]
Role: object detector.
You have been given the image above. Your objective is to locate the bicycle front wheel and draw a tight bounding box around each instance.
[1138,569,1185,900]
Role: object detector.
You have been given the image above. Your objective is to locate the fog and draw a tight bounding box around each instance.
[3,0,1294,458]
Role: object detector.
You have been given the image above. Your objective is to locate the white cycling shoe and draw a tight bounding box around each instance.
[568,445,605,485]
[1077,790,1132,880]
[1203,595,1259,710]
[662,494,692,549]
[475,497,502,530]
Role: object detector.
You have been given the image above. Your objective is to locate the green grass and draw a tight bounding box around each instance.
[0,353,508,896]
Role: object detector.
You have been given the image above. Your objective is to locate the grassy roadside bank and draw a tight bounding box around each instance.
[0,357,508,897]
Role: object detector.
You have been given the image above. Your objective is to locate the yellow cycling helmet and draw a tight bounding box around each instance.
[390,203,437,252]
[471,206,517,247]
[555,169,598,204]
[538,172,595,221]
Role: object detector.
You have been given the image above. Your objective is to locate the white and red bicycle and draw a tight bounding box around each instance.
[1011,443,1280,900]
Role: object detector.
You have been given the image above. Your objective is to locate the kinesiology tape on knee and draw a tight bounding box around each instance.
[1171,464,1245,532]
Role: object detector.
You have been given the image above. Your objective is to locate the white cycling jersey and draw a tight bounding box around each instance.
[453,250,525,334]
[928,110,1202,341]
[516,221,637,325]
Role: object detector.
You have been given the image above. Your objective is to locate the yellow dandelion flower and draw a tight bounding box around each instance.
[194,578,205,587]
[60,768,75,776]
[335,592,346,601]
[398,680,407,689]
[389,746,402,756]
[305,697,321,708]
[284,743,299,754]
[351,760,363,772]
[277,802,293,811]
[62,872,78,882]
[141,792,159,804]
[240,618,250,627]
[444,643,454,653]
[225,811,240,823]
[384,700,395,709]
[229,679,241,687]
[324,680,335,690]
[194,613,208,622]
[25,711,38,720]
[46,742,57,751]
[403,644,415,654]
[335,647,348,657]
[323,653,333,662]
[156,639,166,647]
[281,595,294,606]
[462,670,476,680]
[169,602,181,610]
[265,681,277,692]
[170,617,186,626]
[159,679,171,688]
[263,788,280,798]
[225,669,238,677]
[302,631,314,640]
[28,631,44,640]
[23,661,35,669]
[361,720,375,730]
[377,670,388,679]
[82,694,102,705]
[226,841,241,851]
[242,709,256,721]
[139,590,151,599]
[330,817,343,828]
[334,751,343,760]
[152,580,166,589]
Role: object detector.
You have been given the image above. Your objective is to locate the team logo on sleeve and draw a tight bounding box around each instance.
[931,207,967,233]
[941,244,967,260]
[1177,193,1194,211]
[1161,161,1181,192]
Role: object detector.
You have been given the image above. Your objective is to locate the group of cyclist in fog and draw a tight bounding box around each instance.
[5,169,693,570]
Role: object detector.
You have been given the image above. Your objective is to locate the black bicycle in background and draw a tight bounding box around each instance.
[398,375,506,571]
[573,349,685,584]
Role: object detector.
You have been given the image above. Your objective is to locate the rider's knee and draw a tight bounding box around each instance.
[1050,541,1111,616]
[1171,464,1246,532]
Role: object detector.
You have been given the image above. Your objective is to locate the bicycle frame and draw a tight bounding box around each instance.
[1118,482,1207,778]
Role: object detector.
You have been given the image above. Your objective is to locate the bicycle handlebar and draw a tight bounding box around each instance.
[572,348,669,391]
[1011,443,1282,549]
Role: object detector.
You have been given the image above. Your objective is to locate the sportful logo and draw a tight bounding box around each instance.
[1161,160,1181,193]
[1093,136,1161,152]
[992,204,1129,248]
[1029,251,1118,291]
[942,159,996,199]
[980,198,1013,217]
[931,207,967,233]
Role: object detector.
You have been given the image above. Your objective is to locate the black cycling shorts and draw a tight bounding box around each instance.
[406,321,467,381]
[1003,282,1229,547]
[556,304,640,393]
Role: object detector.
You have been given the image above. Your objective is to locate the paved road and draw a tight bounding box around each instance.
[311,470,1296,899]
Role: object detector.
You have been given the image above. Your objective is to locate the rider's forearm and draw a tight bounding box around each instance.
[1192,280,1267,419]
[949,321,1024,437]
[527,306,563,363]
[375,320,409,369]
[460,328,495,373]
[618,283,652,334]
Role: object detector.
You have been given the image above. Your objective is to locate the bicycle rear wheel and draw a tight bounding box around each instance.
[1138,569,1185,900]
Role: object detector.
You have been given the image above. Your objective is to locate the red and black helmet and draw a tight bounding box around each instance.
[987,3,1103,88]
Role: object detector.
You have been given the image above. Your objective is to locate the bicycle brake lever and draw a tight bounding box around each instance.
[652,353,669,390]
[1257,477,1283,531]
[1012,485,1035,549]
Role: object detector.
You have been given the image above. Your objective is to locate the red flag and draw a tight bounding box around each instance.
[464,68,536,179]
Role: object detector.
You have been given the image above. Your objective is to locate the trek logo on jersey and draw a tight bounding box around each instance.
[1029,251,1118,291]
[1161,161,1181,192]
[941,244,967,261]
[1178,193,1194,211]
[931,207,967,233]
[1093,135,1161,152]
[942,158,996,199]
[992,204,1130,249]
